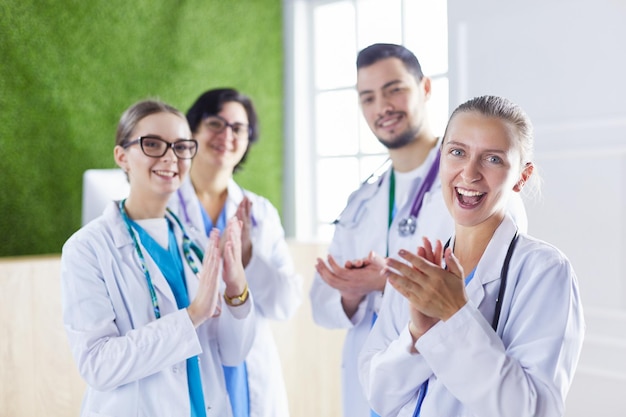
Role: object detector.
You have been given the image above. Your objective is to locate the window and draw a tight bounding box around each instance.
[283,0,448,241]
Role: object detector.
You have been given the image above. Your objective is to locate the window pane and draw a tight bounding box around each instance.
[404,0,448,75]
[356,0,403,49]
[317,221,336,242]
[429,77,449,137]
[316,157,360,223]
[316,90,360,156]
[314,1,357,89]
[360,154,389,183]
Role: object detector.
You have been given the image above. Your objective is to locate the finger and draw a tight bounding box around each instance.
[398,249,439,273]
[226,218,243,253]
[326,254,345,273]
[433,240,444,267]
[237,198,252,223]
[386,257,425,282]
[444,248,464,279]
[385,268,422,303]
[421,237,435,263]
[203,229,220,269]
[367,251,385,268]
[348,259,365,269]
[315,258,334,277]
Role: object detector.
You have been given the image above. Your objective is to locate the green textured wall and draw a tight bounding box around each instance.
[0,0,283,256]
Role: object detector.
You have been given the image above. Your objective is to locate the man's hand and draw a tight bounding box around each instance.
[315,251,386,318]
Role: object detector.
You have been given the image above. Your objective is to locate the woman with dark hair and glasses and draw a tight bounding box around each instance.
[169,88,302,417]
[61,99,256,417]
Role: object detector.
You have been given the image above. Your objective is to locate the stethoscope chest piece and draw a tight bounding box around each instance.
[398,216,417,236]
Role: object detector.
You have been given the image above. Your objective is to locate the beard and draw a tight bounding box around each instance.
[376,124,420,150]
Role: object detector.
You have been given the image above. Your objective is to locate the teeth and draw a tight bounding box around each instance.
[380,118,399,127]
[155,170,175,177]
[457,188,484,197]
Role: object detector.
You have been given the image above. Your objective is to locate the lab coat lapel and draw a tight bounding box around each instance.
[226,179,245,218]
[465,216,519,310]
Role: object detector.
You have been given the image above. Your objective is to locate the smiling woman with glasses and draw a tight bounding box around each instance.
[61,98,256,417]
[168,88,303,417]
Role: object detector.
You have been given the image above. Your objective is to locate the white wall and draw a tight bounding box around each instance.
[448,0,626,415]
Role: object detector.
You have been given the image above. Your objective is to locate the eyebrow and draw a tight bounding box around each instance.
[358,80,402,97]
[444,140,508,155]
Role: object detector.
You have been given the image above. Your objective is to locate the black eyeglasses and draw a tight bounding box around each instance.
[123,136,198,159]
[203,115,251,140]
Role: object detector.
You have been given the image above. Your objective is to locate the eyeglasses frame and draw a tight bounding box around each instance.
[202,114,252,140]
[122,135,198,159]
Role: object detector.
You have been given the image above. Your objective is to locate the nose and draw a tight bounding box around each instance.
[375,96,394,117]
[213,125,237,143]
[161,145,178,161]
[460,159,482,183]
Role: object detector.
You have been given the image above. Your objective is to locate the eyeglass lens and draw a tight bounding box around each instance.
[140,136,197,159]
[204,116,249,139]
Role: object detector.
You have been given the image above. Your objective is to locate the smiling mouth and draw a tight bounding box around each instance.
[209,143,230,153]
[377,113,403,129]
[154,170,177,178]
[456,187,485,207]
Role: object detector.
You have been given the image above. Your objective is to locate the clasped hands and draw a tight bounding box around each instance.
[385,237,468,343]
[317,238,468,340]
[316,251,387,310]
[187,217,247,328]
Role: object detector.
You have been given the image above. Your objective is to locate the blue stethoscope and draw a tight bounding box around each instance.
[395,149,441,237]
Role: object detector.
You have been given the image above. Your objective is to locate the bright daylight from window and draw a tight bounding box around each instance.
[294,0,448,241]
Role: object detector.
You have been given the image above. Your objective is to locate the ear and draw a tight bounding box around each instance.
[114,145,129,173]
[421,76,432,100]
[513,162,534,192]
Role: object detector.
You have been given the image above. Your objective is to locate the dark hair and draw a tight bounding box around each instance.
[356,43,424,82]
[116,99,186,147]
[186,88,259,171]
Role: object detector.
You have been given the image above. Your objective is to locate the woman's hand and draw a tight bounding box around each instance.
[385,238,468,323]
[187,229,222,327]
[235,196,253,268]
[222,217,248,299]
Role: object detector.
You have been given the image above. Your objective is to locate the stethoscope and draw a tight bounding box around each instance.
[396,149,441,237]
[412,229,519,417]
[118,199,204,319]
[176,184,257,230]
[443,230,519,331]
[331,149,440,235]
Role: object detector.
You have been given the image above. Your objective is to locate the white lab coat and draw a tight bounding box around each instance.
[359,214,585,417]
[61,202,256,417]
[169,177,303,417]
[309,144,529,417]
[309,146,452,417]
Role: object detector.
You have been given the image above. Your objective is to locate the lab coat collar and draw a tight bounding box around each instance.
[457,214,518,307]
[225,179,245,217]
[103,200,185,311]
[105,201,134,249]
